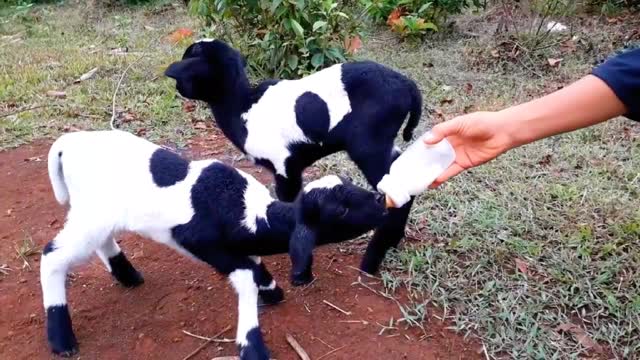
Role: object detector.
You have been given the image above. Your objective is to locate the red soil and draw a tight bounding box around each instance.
[0,134,481,360]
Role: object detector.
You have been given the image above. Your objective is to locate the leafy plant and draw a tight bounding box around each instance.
[189,0,362,79]
[360,0,484,39]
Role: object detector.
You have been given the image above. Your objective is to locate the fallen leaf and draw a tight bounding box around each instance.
[193,122,207,130]
[463,83,473,94]
[46,90,67,98]
[491,49,500,58]
[74,67,98,83]
[120,112,138,123]
[515,258,529,276]
[555,323,603,353]
[136,128,147,136]
[6,209,12,217]
[440,98,454,106]
[182,101,197,113]
[423,62,434,68]
[560,39,577,54]
[24,156,42,162]
[345,35,362,55]
[547,58,563,67]
[166,27,194,44]
[538,154,553,166]
[386,7,405,26]
[463,104,474,113]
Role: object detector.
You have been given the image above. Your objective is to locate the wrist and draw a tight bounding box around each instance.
[493,108,529,152]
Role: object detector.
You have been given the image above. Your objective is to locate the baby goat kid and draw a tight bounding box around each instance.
[165,39,422,276]
[41,130,387,360]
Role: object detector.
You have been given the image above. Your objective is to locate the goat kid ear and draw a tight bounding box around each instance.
[164,57,212,100]
[289,224,316,286]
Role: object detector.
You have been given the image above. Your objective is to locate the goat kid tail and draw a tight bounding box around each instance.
[47,137,70,205]
[402,81,423,142]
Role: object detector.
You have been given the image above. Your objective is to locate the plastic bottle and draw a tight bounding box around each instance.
[377,131,456,208]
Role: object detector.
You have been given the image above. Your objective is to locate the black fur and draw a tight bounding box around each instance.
[295,92,330,143]
[43,241,55,255]
[240,327,270,360]
[46,305,78,357]
[108,252,144,287]
[149,148,189,187]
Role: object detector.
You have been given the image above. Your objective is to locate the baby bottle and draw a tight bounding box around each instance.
[377,131,455,208]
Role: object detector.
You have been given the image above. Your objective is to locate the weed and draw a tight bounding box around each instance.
[15,232,39,270]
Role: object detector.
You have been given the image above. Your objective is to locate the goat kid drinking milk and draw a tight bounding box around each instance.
[41,130,390,360]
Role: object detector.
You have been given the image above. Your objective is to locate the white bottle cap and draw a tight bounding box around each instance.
[376,174,411,208]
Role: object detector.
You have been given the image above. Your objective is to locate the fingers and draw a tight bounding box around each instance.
[423,118,460,145]
[428,163,465,189]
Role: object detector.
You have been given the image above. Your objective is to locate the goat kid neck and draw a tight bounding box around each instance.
[257,201,296,245]
[206,73,252,151]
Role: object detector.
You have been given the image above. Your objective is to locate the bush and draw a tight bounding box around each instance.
[188,0,362,79]
[360,0,485,39]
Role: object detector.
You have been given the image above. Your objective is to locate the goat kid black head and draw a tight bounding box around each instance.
[164,39,246,102]
[297,175,388,239]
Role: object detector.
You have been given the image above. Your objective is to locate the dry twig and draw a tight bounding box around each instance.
[286,333,310,360]
[0,104,59,119]
[182,325,232,360]
[181,329,235,343]
[322,300,351,315]
[317,345,346,360]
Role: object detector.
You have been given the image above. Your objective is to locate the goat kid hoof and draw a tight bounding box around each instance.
[290,272,313,287]
[239,338,270,360]
[119,270,145,288]
[258,287,284,306]
[50,344,78,358]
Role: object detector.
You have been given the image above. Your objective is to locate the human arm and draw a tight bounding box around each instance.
[424,48,640,187]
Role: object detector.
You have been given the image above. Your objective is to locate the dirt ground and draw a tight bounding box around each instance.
[0,133,482,360]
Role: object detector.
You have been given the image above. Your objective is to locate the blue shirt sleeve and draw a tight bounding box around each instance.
[592,48,640,121]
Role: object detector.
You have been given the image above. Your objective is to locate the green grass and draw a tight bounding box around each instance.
[317,17,640,360]
[1,1,639,358]
[0,0,201,149]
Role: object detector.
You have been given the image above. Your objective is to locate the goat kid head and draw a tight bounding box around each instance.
[164,39,247,102]
[288,175,388,285]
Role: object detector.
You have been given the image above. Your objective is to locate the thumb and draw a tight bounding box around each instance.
[423,119,459,145]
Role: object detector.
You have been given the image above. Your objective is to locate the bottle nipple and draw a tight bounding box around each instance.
[385,195,396,209]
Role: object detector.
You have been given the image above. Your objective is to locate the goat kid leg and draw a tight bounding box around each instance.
[288,224,316,286]
[274,173,302,202]
[350,143,412,275]
[360,197,414,274]
[40,223,108,356]
[96,237,144,288]
[250,257,284,306]
[229,266,270,360]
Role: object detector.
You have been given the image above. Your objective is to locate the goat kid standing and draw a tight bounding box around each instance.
[42,130,388,360]
[165,39,423,276]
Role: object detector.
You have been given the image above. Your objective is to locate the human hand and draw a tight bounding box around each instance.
[424,111,514,188]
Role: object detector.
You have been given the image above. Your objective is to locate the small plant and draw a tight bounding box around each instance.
[188,0,362,79]
[15,232,39,270]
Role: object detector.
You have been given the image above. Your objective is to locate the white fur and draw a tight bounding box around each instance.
[304,175,342,193]
[258,280,276,291]
[237,170,274,233]
[229,269,259,346]
[242,64,352,176]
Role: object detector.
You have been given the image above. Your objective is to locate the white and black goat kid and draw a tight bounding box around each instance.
[41,130,387,359]
[165,39,422,276]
